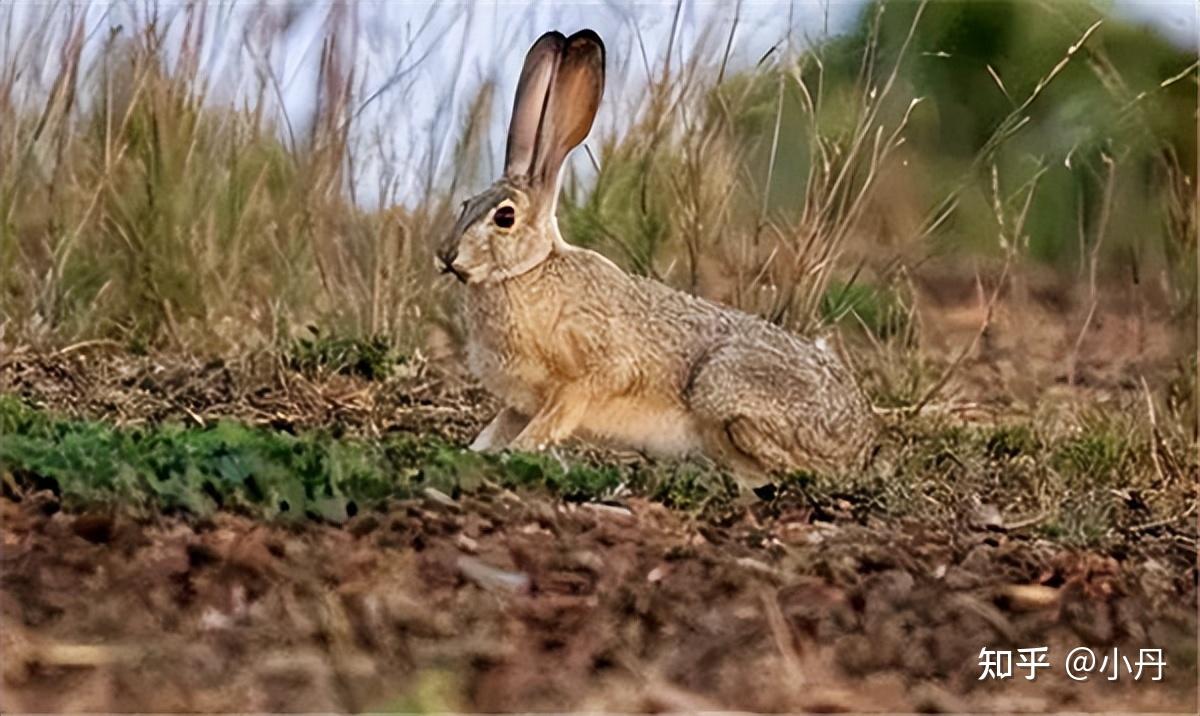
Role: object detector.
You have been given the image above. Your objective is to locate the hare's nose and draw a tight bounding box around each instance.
[437,248,466,282]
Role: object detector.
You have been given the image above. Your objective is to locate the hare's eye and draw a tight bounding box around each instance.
[493,205,515,229]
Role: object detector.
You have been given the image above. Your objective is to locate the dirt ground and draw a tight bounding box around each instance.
[1,281,1197,713]
[2,369,1196,712]
[3,479,1197,713]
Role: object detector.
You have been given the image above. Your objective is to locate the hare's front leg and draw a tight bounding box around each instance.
[470,407,530,452]
[508,383,591,452]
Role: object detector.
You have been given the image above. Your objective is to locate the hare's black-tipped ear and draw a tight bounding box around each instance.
[504,31,564,179]
[533,30,605,187]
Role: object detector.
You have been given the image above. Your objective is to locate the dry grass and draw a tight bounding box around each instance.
[0,1,1195,423]
[561,2,934,334]
[0,4,450,352]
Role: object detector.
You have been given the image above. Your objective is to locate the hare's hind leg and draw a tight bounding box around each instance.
[695,415,795,490]
[685,351,831,483]
[470,407,530,452]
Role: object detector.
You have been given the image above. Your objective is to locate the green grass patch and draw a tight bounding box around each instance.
[286,329,404,380]
[1,396,420,520]
[792,413,1193,548]
[819,280,908,339]
[0,397,737,521]
[1,397,1192,548]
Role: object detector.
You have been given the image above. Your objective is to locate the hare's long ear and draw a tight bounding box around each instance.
[504,31,564,179]
[532,30,605,187]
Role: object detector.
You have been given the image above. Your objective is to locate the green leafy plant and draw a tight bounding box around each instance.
[287,329,404,380]
[819,280,908,338]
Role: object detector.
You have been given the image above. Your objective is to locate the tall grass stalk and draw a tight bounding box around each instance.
[0,3,456,352]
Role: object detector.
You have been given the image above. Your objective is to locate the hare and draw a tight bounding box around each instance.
[437,29,877,488]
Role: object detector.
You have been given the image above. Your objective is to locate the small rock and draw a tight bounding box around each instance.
[581,502,635,524]
[457,556,529,593]
[968,503,1005,531]
[996,584,1060,611]
[568,549,604,572]
[736,557,782,582]
[454,534,479,554]
[519,522,551,536]
[804,522,840,545]
[422,487,460,510]
[199,607,233,632]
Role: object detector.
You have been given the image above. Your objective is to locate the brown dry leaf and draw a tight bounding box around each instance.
[998,583,1061,611]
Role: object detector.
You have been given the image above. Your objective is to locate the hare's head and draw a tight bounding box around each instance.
[439,30,604,284]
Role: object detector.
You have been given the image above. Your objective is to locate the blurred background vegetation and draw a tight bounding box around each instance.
[1,1,1195,393]
[564,1,1195,324]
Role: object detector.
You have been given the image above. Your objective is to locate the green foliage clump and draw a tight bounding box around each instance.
[0,396,429,520]
[647,464,739,511]
[1052,429,1132,483]
[2,397,1193,549]
[287,329,404,380]
[559,143,671,278]
[371,669,465,714]
[851,0,1196,271]
[814,409,1194,548]
[984,423,1042,460]
[0,398,713,520]
[819,280,908,338]
[502,452,624,500]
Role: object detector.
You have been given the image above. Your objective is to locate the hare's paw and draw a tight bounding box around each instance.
[507,429,551,453]
[470,408,530,452]
[508,418,563,452]
[507,385,591,453]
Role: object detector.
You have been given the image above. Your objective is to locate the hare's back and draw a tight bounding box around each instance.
[681,312,876,472]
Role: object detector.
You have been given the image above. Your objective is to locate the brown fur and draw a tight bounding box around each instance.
[438,29,877,486]
[462,246,876,480]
